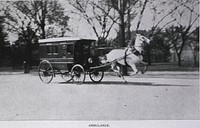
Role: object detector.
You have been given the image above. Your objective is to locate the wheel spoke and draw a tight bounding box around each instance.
[38,60,53,84]
[71,64,86,84]
[89,70,104,83]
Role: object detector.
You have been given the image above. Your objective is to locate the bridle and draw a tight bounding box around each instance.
[124,34,150,64]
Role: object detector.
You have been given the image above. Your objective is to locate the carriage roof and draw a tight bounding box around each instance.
[38,37,96,44]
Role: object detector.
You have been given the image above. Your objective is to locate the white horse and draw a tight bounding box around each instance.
[99,34,150,83]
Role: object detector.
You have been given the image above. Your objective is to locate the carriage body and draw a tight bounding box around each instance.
[39,37,96,71]
[38,37,104,84]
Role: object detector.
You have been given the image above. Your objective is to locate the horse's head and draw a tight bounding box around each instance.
[135,34,150,47]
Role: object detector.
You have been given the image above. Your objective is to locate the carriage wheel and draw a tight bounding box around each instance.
[71,64,86,84]
[38,60,54,84]
[61,72,73,82]
[89,69,104,83]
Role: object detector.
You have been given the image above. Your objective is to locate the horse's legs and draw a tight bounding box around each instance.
[141,61,148,74]
[111,63,118,74]
[111,63,121,77]
[111,63,127,83]
[129,63,139,75]
[116,65,127,83]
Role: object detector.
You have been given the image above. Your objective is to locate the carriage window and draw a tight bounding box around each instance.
[67,44,73,54]
[47,46,52,54]
[47,46,58,55]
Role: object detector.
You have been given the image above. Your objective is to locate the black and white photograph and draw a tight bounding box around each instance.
[0,0,199,127]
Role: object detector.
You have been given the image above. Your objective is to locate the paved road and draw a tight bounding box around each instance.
[0,71,199,120]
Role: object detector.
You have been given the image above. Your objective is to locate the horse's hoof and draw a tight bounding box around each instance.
[141,70,146,74]
[130,71,139,76]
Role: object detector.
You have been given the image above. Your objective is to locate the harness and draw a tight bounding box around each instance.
[130,47,142,56]
[124,47,141,67]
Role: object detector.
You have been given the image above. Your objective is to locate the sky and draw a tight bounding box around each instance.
[2,0,199,42]
[62,0,199,40]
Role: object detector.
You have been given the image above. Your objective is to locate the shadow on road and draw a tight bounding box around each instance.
[58,81,190,87]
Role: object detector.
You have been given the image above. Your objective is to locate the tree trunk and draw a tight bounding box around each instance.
[41,1,47,39]
[193,52,198,67]
[127,0,131,42]
[41,24,45,39]
[120,13,128,76]
[24,40,32,73]
[120,15,126,47]
[177,53,182,67]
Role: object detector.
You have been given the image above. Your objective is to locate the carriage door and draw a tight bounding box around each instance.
[62,43,73,62]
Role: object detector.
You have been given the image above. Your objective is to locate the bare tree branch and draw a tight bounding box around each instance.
[136,0,148,31]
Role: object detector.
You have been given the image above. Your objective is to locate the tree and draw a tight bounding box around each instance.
[137,0,180,65]
[187,27,199,66]
[1,0,70,39]
[149,30,171,63]
[32,0,70,38]
[68,0,118,46]
[21,26,37,73]
[136,0,199,66]
[0,16,9,65]
[110,0,179,66]
[0,17,8,55]
[1,0,70,71]
[165,0,199,66]
[109,0,140,75]
[110,0,140,47]
[135,0,148,32]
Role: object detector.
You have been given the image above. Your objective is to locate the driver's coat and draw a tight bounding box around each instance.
[105,48,143,66]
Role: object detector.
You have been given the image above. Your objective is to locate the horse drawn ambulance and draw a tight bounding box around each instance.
[38,37,105,84]
[38,34,150,84]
